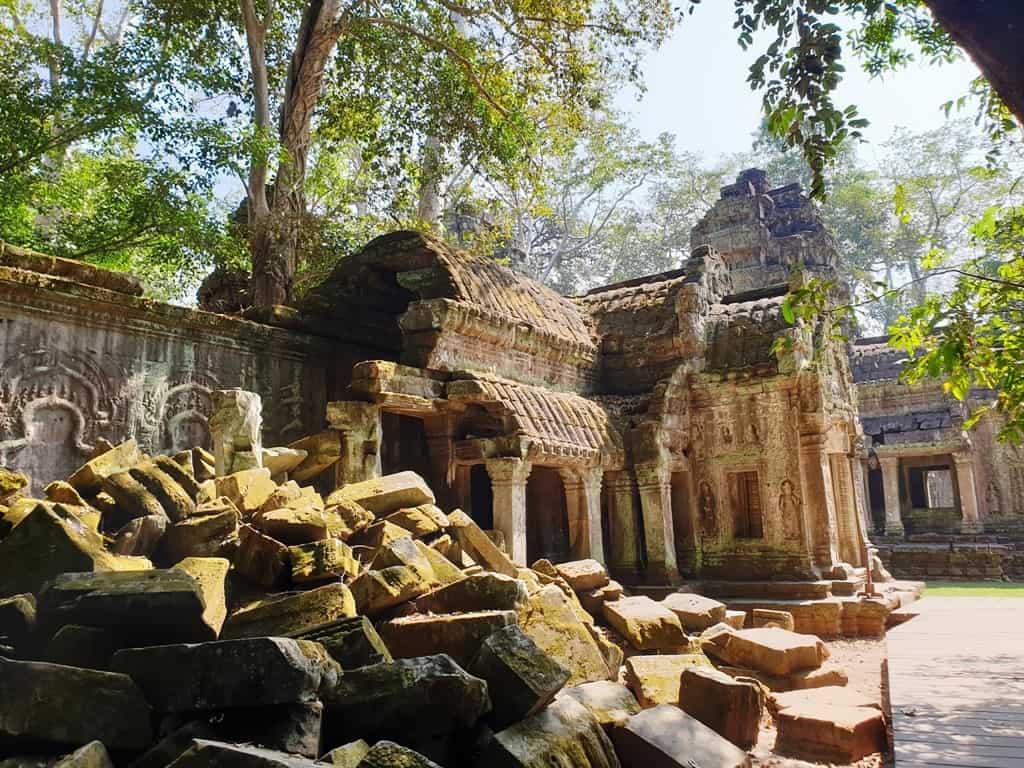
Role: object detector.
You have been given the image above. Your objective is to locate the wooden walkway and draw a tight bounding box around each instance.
[887,596,1024,767]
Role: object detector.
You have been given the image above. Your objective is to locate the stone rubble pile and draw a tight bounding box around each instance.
[0,441,885,767]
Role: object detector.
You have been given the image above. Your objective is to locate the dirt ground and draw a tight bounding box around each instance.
[749,637,894,768]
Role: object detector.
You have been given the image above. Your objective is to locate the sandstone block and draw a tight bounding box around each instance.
[46,624,124,670]
[415,572,527,614]
[167,739,322,767]
[602,596,687,651]
[703,627,829,677]
[291,615,392,669]
[769,686,879,715]
[349,565,431,615]
[354,520,418,557]
[518,584,611,686]
[234,524,291,587]
[0,467,28,502]
[102,470,167,524]
[482,696,620,768]
[557,681,641,730]
[53,741,113,768]
[775,703,886,762]
[555,559,609,591]
[371,536,436,580]
[327,471,434,516]
[323,498,374,540]
[110,514,167,557]
[469,624,570,729]
[724,610,746,629]
[320,740,370,767]
[379,609,516,667]
[359,742,444,768]
[68,439,141,495]
[210,701,324,758]
[223,583,356,639]
[153,455,202,501]
[678,666,762,749]
[321,654,490,747]
[752,608,795,631]
[415,539,464,585]
[163,502,240,563]
[43,480,88,506]
[262,446,309,478]
[0,657,152,750]
[173,556,230,637]
[215,468,278,516]
[130,463,195,522]
[288,430,342,483]
[289,539,359,584]
[661,593,727,632]
[447,509,519,577]
[610,705,751,768]
[0,593,35,649]
[624,653,713,708]
[129,722,215,768]
[383,504,449,537]
[255,506,335,544]
[112,636,339,711]
[257,480,306,515]
[579,581,624,618]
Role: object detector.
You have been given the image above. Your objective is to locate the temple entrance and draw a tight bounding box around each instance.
[380,412,432,480]
[526,466,570,563]
[670,471,696,574]
[468,463,494,530]
[867,466,885,535]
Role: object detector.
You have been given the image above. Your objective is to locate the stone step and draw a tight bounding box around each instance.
[699,580,834,601]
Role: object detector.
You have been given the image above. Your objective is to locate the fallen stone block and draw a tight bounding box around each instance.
[262,446,309,478]
[68,439,141,494]
[321,654,490,747]
[320,740,370,767]
[415,572,527,614]
[290,539,359,584]
[167,739,322,767]
[724,610,746,629]
[102,470,167,525]
[556,681,641,730]
[610,705,750,768]
[162,502,240,563]
[518,584,611,686]
[371,536,436,580]
[703,627,829,677]
[111,636,339,712]
[378,610,516,667]
[110,514,167,557]
[211,701,324,759]
[354,520,418,558]
[678,666,762,749]
[257,481,307,515]
[128,721,216,768]
[383,504,449,537]
[415,540,464,585]
[323,498,374,540]
[53,741,113,768]
[468,624,570,729]
[579,581,624,618]
[130,463,196,522]
[349,565,431,615]
[602,596,687,651]
[234,524,291,588]
[255,506,335,544]
[448,509,519,576]
[288,430,342,484]
[0,593,35,650]
[769,686,880,715]
[359,741,444,768]
[291,615,392,669]
[587,622,625,680]
[720,659,850,692]
[0,467,28,503]
[43,481,88,506]
[215,468,278,516]
[624,653,713,708]
[775,701,886,762]
[174,556,230,637]
[46,624,124,670]
[223,583,356,639]
[0,657,152,750]
[751,608,795,631]
[661,593,727,632]
[555,559,609,592]
[153,455,202,502]
[327,471,434,516]
[37,568,214,643]
[482,696,619,768]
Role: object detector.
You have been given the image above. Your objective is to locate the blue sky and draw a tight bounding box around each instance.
[613,2,982,166]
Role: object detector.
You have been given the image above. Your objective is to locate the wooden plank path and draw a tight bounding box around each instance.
[887,596,1024,767]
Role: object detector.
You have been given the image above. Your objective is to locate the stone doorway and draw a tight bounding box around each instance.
[468,463,494,530]
[380,412,432,481]
[526,466,570,564]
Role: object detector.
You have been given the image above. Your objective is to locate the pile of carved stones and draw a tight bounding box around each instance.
[0,445,884,768]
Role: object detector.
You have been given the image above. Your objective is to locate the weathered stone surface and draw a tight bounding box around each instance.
[354,520,418,557]
[447,509,519,577]
[703,627,829,677]
[288,430,342,484]
[469,624,570,729]
[482,696,620,768]
[769,686,879,714]
[320,740,370,767]
[371,536,436,581]
[210,388,263,476]
[110,513,166,557]
[359,742,444,768]
[112,637,339,711]
[102,470,167,524]
[557,681,641,730]
[262,446,308,478]
[555,559,609,592]
[167,739,322,767]
[174,556,230,637]
[350,566,431,615]
[257,480,306,515]
[46,624,124,670]
[323,498,374,540]
[130,722,216,768]
[661,593,727,632]
[0,467,28,502]
[717,659,849,692]
[624,653,713,708]
[234,524,291,587]
[223,583,357,639]
[724,610,746,629]
[0,657,152,750]
[678,666,762,749]
[379,610,517,667]
[254,506,335,544]
[610,705,751,768]
[214,468,278,516]
[53,741,114,768]
[602,596,687,651]
[289,539,359,584]
[327,471,434,516]
[37,568,214,643]
[751,608,795,631]
[0,593,35,649]
[517,584,611,686]
[163,502,240,563]
[579,581,623,618]
[291,615,392,669]
[212,701,324,759]
[43,480,87,506]
[383,504,449,537]
[415,572,527,614]
[68,439,141,495]
[414,540,464,585]
[130,463,196,522]
[775,701,886,762]
[321,654,490,746]
[153,455,202,501]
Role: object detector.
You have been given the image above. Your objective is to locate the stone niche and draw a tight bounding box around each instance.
[0,250,349,493]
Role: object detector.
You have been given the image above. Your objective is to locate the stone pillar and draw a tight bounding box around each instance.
[485,457,532,566]
[607,471,642,582]
[560,467,605,564]
[850,456,873,538]
[209,389,262,476]
[878,456,904,538]
[954,453,983,534]
[423,415,455,509]
[798,435,839,569]
[326,401,381,487]
[635,463,680,585]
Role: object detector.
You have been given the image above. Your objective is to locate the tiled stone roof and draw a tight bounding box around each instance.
[849,336,906,383]
[704,293,788,372]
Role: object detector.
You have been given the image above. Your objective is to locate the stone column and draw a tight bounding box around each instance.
[953,453,983,534]
[560,467,606,564]
[635,463,680,584]
[326,401,381,487]
[607,471,642,582]
[485,457,532,566]
[210,389,262,475]
[878,456,904,538]
[798,435,839,569]
[423,415,455,509]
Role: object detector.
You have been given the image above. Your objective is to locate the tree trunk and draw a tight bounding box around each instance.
[416,134,444,227]
[924,0,1024,127]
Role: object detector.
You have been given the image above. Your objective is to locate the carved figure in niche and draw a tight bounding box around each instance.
[986,480,1003,517]
[692,417,706,459]
[698,480,718,539]
[0,396,93,495]
[169,412,211,453]
[778,478,803,541]
[720,422,733,447]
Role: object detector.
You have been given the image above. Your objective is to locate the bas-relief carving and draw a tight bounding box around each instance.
[778,478,803,541]
[698,478,718,540]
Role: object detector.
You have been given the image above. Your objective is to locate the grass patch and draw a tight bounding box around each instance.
[925,580,1024,597]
